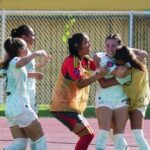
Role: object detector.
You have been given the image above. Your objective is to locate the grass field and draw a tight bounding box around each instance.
[0,104,150,119]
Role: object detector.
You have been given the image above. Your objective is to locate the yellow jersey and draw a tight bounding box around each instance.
[123,68,150,111]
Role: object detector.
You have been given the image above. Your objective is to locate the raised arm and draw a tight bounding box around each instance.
[35,55,52,69]
[131,48,148,59]
[16,50,48,68]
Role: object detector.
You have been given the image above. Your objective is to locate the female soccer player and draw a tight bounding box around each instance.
[96,34,149,150]
[50,32,108,150]
[10,25,51,113]
[2,37,48,150]
[113,45,150,150]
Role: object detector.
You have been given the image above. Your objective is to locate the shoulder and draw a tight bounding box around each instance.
[10,57,20,66]
[96,51,105,57]
[63,55,79,68]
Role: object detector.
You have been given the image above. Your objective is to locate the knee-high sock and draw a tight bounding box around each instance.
[30,136,47,150]
[75,126,94,150]
[113,134,128,150]
[132,129,150,150]
[4,138,28,150]
[75,134,94,150]
[95,129,109,150]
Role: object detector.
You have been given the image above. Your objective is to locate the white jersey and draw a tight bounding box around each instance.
[95,52,130,108]
[25,50,37,112]
[26,50,36,89]
[5,57,31,117]
[97,52,116,79]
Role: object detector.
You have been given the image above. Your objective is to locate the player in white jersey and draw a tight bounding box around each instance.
[101,45,150,150]
[95,52,131,109]
[97,34,147,150]
[11,25,51,113]
[2,37,48,150]
[94,36,130,150]
[25,50,38,113]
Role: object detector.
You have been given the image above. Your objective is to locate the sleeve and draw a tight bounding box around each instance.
[61,57,82,81]
[89,60,96,71]
[116,74,131,85]
[10,57,21,68]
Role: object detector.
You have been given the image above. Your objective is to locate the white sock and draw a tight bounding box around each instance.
[132,129,150,150]
[4,138,28,150]
[95,129,109,150]
[30,136,47,150]
[113,134,128,150]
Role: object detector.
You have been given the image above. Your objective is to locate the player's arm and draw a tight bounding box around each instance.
[16,50,48,68]
[92,54,101,68]
[35,55,52,69]
[111,66,133,78]
[98,71,132,88]
[28,72,43,80]
[62,57,108,89]
[74,67,108,89]
[98,77,119,88]
[98,64,132,88]
[130,48,148,59]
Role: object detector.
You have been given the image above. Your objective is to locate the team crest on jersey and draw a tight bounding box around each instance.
[74,68,80,76]
[107,61,114,68]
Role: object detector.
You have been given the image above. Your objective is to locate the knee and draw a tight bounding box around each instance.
[89,132,94,139]
[79,132,94,146]
[84,132,94,141]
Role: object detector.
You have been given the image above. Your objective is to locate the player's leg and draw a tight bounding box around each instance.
[21,109,46,150]
[52,111,94,150]
[129,109,150,150]
[3,119,28,150]
[113,106,128,150]
[95,106,112,150]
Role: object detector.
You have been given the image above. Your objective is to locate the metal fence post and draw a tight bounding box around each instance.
[129,11,134,48]
[1,9,6,57]
[0,9,6,103]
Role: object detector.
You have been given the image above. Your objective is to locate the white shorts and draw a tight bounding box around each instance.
[95,97,129,110]
[6,108,38,128]
[31,103,38,114]
[136,107,147,117]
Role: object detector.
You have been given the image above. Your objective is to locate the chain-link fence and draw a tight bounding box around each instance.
[0,11,150,106]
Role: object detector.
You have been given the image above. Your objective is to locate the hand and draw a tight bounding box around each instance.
[35,50,48,57]
[93,54,100,68]
[116,66,128,77]
[97,66,108,78]
[42,55,52,65]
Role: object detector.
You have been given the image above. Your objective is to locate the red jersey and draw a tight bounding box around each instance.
[61,55,96,80]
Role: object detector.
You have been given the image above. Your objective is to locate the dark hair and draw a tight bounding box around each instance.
[114,45,146,71]
[68,33,86,58]
[11,25,33,38]
[105,33,123,45]
[3,37,26,69]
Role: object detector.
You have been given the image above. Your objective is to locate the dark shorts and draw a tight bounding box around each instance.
[51,111,89,131]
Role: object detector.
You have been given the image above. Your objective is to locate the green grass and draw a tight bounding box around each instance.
[0,104,150,119]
